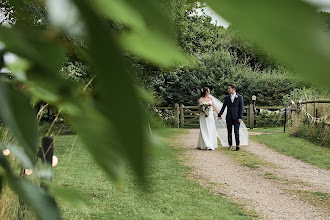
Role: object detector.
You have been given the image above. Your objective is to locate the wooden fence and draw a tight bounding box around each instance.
[297,99,330,126]
[155,104,285,128]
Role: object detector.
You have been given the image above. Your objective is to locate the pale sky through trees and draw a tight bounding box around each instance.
[198,0,330,28]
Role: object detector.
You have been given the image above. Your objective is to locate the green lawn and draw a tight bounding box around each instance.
[53,129,252,219]
[250,128,330,169]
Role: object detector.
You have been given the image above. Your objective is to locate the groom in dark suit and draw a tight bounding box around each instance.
[218,84,244,151]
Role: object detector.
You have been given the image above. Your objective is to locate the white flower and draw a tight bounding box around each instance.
[235,95,238,99]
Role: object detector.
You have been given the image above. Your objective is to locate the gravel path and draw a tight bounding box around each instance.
[177,129,329,220]
[246,137,330,193]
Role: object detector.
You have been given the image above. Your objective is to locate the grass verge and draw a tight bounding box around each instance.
[286,190,330,215]
[250,128,330,169]
[53,129,252,219]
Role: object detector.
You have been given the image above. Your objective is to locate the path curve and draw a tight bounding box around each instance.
[246,137,330,192]
[177,129,329,220]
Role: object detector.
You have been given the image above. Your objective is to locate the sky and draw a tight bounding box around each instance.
[197,0,330,28]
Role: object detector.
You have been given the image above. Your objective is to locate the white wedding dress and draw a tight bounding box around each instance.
[197,95,249,149]
[197,100,218,150]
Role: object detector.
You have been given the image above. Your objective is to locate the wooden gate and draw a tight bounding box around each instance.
[180,105,200,128]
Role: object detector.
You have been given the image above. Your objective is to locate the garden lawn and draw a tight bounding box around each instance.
[250,128,330,169]
[53,129,251,219]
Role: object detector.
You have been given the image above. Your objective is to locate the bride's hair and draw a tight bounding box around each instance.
[201,87,210,97]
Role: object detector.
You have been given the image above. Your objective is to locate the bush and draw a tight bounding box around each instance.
[291,115,330,148]
[255,110,283,127]
[288,88,330,147]
[153,108,176,127]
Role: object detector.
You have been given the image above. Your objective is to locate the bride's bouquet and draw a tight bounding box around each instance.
[200,101,212,117]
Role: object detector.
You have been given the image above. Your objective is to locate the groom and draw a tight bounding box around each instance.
[218,84,244,151]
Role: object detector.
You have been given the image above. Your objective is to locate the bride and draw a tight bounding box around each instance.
[197,87,249,150]
[197,87,219,150]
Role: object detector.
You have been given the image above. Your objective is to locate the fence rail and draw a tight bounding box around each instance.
[155,104,285,128]
[300,99,330,104]
[296,99,330,126]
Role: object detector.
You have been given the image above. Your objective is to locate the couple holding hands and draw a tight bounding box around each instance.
[197,84,248,151]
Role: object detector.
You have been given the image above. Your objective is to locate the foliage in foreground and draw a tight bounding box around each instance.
[0,0,330,219]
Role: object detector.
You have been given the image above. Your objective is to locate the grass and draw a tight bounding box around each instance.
[216,142,275,170]
[248,127,283,133]
[250,128,330,169]
[0,186,20,219]
[52,129,252,219]
[286,190,330,214]
[264,172,279,180]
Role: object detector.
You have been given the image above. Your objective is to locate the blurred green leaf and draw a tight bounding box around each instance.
[0,152,60,220]
[68,108,126,181]
[46,183,90,212]
[0,176,3,194]
[124,0,173,35]
[120,31,190,67]
[0,27,66,74]
[6,144,33,169]
[0,82,37,162]
[8,178,61,220]
[92,0,145,31]
[72,0,148,181]
[205,0,330,87]
[136,85,155,104]
[91,0,189,67]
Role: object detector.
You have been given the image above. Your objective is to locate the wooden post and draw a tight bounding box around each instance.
[316,109,318,118]
[247,107,250,126]
[180,104,184,128]
[284,108,287,133]
[174,103,179,128]
[313,103,316,117]
[249,104,254,129]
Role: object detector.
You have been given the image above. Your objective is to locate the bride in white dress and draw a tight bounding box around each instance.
[197,87,219,150]
[197,87,249,150]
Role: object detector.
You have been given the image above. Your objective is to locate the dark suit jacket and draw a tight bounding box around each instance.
[218,94,244,121]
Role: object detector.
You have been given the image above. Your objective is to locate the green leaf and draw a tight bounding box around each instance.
[120,31,190,67]
[8,178,61,220]
[205,0,330,87]
[91,0,189,67]
[68,109,126,181]
[124,0,173,35]
[46,183,90,212]
[0,27,66,74]
[6,144,33,169]
[0,176,3,194]
[72,0,149,181]
[0,82,37,162]
[92,0,146,31]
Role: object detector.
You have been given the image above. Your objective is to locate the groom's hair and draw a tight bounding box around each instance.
[229,84,236,90]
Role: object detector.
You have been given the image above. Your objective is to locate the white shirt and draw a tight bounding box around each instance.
[230,93,236,103]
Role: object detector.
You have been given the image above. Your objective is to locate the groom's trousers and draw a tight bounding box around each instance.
[226,118,240,146]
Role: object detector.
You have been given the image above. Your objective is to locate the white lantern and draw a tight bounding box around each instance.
[52,155,58,167]
[25,169,33,175]
[3,149,10,156]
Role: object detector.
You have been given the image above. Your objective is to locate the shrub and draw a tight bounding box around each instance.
[153,108,176,127]
[255,110,283,127]
[287,88,330,147]
[290,115,330,148]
